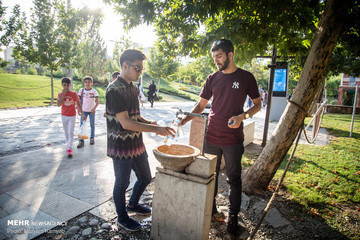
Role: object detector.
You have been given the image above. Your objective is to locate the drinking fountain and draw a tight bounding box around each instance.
[151,109,216,240]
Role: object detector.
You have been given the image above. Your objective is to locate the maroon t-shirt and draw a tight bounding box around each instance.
[200,68,260,146]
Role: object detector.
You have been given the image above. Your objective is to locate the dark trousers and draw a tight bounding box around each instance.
[112,152,152,221]
[148,94,154,107]
[205,141,244,215]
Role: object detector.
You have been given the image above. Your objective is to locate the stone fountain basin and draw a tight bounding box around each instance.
[153,144,201,172]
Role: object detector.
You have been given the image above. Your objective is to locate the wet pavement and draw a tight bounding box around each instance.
[0,101,329,239]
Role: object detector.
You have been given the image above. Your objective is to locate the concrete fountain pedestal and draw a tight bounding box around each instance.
[151,143,217,240]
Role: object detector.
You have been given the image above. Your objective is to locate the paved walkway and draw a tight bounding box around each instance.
[0,102,329,240]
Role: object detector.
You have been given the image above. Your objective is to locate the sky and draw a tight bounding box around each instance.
[3,0,158,54]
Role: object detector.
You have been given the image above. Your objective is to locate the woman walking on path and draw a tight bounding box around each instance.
[148,80,156,108]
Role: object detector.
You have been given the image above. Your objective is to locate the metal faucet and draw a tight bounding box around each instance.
[176,109,208,156]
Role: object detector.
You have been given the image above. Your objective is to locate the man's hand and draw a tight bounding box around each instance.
[228,114,245,128]
[155,126,176,137]
[148,120,157,125]
[81,113,86,121]
[180,115,193,126]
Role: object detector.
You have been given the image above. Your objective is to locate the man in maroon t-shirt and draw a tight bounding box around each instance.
[181,39,261,236]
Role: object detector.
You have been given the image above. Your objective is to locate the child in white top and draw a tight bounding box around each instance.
[77,76,99,148]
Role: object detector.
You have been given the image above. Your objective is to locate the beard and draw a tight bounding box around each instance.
[218,55,230,71]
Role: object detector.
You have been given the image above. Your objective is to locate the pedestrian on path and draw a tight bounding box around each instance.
[77,76,99,148]
[57,77,85,157]
[258,84,264,107]
[106,49,175,232]
[181,39,261,237]
[263,90,268,107]
[147,80,156,108]
[137,79,146,108]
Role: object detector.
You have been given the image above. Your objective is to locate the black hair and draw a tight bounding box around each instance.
[61,77,71,84]
[119,49,146,68]
[84,76,93,82]
[112,71,120,79]
[211,39,234,55]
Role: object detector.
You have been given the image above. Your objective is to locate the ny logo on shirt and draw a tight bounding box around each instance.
[232,81,239,89]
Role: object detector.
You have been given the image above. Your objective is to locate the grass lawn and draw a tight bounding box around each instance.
[0,73,198,109]
[243,113,360,239]
[0,73,84,108]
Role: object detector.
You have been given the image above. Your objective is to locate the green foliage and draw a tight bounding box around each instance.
[109,0,322,63]
[0,59,9,68]
[326,75,341,97]
[76,9,107,82]
[328,45,360,77]
[243,59,271,90]
[146,48,180,93]
[111,36,133,70]
[26,66,37,75]
[107,0,359,79]
[45,67,67,79]
[327,3,360,76]
[176,57,214,86]
[12,0,101,103]
[0,1,25,47]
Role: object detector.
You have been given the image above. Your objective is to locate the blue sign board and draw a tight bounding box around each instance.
[272,62,288,97]
[273,69,287,92]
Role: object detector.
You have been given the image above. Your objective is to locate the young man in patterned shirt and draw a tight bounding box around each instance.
[106,49,175,232]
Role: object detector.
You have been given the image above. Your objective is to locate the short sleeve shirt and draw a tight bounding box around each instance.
[57,91,79,117]
[200,68,260,145]
[78,88,99,112]
[106,77,145,159]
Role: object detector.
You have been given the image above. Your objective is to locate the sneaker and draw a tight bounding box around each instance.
[67,149,72,158]
[227,214,244,236]
[117,217,141,232]
[126,204,151,215]
[77,140,84,148]
[90,138,94,145]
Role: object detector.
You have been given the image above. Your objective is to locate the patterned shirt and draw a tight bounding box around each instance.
[200,68,259,145]
[106,77,145,159]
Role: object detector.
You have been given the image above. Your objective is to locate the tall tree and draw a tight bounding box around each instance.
[146,48,180,94]
[76,8,107,82]
[243,0,354,196]
[0,0,25,48]
[12,0,88,104]
[107,0,359,194]
[112,36,133,70]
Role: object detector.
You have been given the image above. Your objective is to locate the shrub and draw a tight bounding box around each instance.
[27,67,37,75]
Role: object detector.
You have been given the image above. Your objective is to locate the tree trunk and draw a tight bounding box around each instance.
[51,69,54,105]
[243,0,353,197]
[157,78,161,95]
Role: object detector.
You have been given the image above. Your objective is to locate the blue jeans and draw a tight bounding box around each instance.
[112,152,152,221]
[80,112,95,139]
[205,141,244,215]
